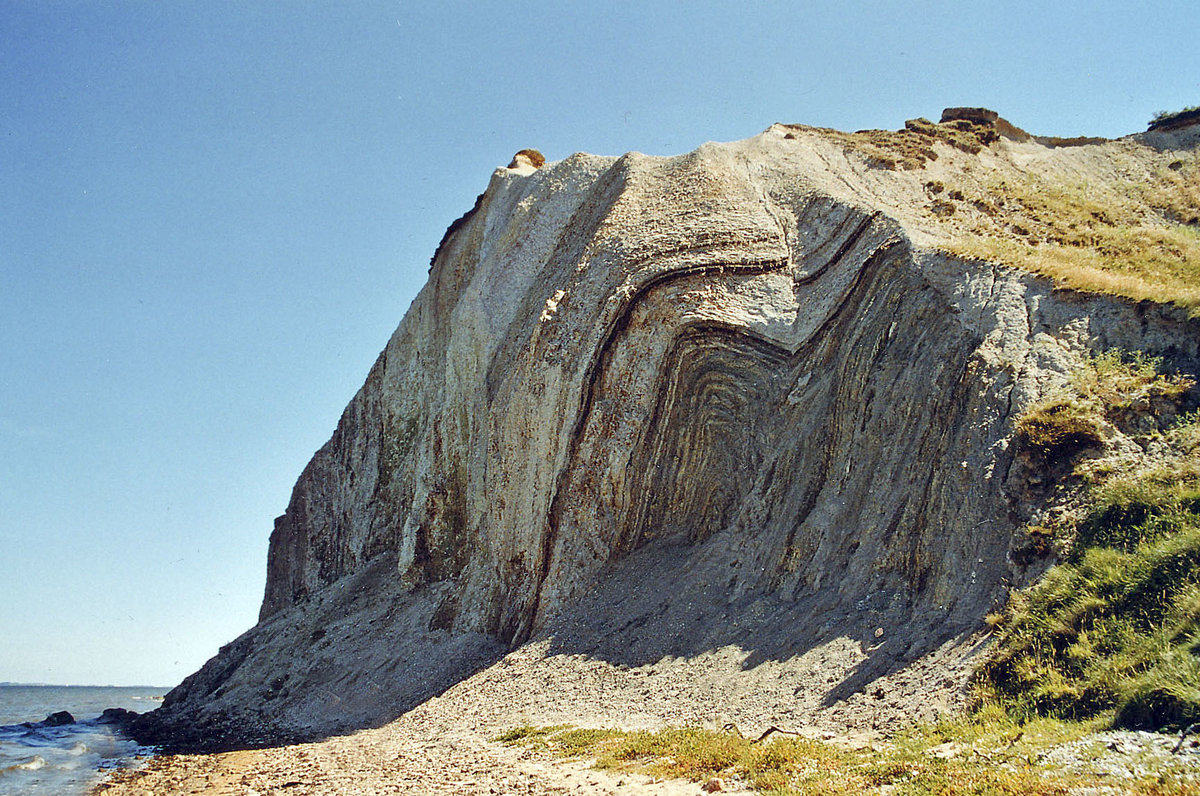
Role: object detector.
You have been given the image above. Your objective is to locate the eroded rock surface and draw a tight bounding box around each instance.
[147,122,1200,746]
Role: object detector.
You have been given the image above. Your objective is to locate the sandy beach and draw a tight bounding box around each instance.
[93,719,714,796]
[91,622,965,796]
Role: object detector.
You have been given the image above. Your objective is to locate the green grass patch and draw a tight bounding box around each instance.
[982,353,1200,731]
[979,524,1200,727]
[1014,397,1104,464]
[493,724,564,743]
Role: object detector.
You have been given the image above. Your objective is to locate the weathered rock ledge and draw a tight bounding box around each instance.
[139,117,1200,749]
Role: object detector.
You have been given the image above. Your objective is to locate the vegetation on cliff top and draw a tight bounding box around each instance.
[813,107,1200,316]
[1151,106,1200,132]
[945,161,1200,317]
[794,114,1002,171]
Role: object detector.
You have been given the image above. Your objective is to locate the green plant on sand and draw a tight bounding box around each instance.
[498,714,1197,794]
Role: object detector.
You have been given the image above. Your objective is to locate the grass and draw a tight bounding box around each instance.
[787,116,1001,171]
[1014,397,1105,465]
[1014,350,1193,466]
[978,520,1200,727]
[983,354,1200,730]
[497,714,1199,794]
[793,112,1200,315]
[943,164,1200,316]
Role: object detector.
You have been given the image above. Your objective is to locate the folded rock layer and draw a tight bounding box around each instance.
[153,120,1200,745]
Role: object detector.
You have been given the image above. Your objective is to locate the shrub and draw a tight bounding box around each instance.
[1149,105,1200,131]
[1014,350,1193,465]
[1014,397,1104,464]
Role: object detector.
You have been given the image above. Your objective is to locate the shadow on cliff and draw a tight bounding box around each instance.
[133,553,514,754]
[139,523,1002,755]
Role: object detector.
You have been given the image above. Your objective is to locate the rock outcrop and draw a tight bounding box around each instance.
[148,114,1200,746]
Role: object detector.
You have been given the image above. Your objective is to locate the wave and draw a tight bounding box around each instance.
[0,685,161,795]
[2,753,46,772]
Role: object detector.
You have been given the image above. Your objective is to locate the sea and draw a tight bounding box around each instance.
[0,685,165,796]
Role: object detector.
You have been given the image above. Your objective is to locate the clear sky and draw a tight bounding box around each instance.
[2,0,1197,687]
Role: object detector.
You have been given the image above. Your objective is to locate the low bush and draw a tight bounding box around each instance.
[1014,397,1104,464]
[1150,106,1200,131]
[1015,350,1192,466]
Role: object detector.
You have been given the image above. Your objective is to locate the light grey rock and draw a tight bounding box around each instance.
[152,127,1200,744]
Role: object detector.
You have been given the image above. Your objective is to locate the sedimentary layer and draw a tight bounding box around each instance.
[147,117,1200,745]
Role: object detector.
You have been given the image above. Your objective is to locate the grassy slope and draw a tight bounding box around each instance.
[944,150,1200,316]
[981,353,1200,730]
[822,115,1200,316]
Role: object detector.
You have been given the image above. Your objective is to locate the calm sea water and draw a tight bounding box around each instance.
[0,685,165,796]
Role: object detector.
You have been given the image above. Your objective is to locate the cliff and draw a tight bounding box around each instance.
[149,113,1200,747]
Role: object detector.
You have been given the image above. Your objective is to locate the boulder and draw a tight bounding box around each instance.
[940,106,999,125]
[98,707,139,724]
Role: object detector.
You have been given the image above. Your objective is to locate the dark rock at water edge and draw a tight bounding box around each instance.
[124,706,306,754]
[98,707,139,725]
[43,710,75,726]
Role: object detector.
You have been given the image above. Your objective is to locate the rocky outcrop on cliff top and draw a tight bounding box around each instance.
[150,114,1200,746]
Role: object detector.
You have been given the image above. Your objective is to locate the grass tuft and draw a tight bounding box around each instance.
[1014,350,1193,467]
[1014,397,1105,464]
[493,724,564,743]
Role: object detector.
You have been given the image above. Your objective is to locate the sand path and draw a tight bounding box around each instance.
[95,729,720,795]
[95,705,731,796]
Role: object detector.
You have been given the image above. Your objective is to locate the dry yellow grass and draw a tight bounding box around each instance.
[943,155,1200,316]
[499,716,1200,795]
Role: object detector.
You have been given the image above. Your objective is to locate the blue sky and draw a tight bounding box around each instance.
[2,0,1197,687]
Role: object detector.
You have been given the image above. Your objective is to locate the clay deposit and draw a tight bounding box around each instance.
[132,113,1200,758]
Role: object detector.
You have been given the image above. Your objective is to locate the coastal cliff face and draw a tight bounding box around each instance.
[155,117,1200,744]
